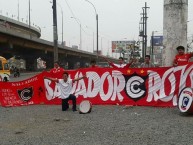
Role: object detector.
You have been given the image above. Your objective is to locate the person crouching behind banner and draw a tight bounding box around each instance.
[103,56,133,69]
[49,61,65,78]
[140,55,155,68]
[173,46,193,66]
[45,72,87,112]
[90,59,98,68]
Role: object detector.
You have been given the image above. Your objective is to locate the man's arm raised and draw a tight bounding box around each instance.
[100,55,119,68]
[44,77,59,83]
[73,75,87,83]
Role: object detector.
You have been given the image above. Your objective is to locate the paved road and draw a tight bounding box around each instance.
[3,71,193,145]
[9,72,42,82]
[1,105,193,145]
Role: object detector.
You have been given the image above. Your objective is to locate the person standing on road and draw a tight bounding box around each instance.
[45,72,87,112]
[173,46,193,66]
[13,66,20,77]
[49,61,65,78]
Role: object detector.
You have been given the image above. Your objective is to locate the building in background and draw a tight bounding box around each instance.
[150,35,163,66]
[111,40,140,61]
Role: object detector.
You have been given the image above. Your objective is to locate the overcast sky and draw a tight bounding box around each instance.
[0,0,193,57]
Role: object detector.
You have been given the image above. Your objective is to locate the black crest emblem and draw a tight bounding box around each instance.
[124,73,148,102]
[17,87,33,102]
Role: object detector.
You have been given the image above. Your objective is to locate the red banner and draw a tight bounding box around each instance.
[1,63,193,107]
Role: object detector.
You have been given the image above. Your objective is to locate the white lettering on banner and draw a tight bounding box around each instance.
[53,84,61,98]
[86,71,100,98]
[100,72,113,101]
[0,89,23,105]
[190,71,193,88]
[43,65,193,104]
[148,71,161,102]
[159,68,175,102]
[169,66,186,106]
[173,65,186,94]
[111,71,125,101]
[44,79,61,100]
[11,77,38,87]
[148,68,176,103]
[44,79,53,100]
[44,71,125,102]
[74,73,87,97]
[147,65,193,106]
[71,73,77,95]
[172,65,191,106]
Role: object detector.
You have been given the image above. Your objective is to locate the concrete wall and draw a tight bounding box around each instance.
[163,0,188,66]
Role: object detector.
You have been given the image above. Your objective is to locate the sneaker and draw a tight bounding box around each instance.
[73,109,77,112]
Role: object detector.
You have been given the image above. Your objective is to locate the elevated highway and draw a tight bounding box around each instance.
[0,15,117,70]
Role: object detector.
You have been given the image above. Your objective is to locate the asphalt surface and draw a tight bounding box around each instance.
[1,72,193,145]
[1,105,193,145]
[9,72,41,82]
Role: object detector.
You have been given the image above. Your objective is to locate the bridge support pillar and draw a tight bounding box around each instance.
[163,0,188,66]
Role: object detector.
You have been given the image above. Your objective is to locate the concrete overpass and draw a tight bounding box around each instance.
[0,15,117,70]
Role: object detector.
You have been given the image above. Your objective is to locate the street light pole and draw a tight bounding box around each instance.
[28,0,31,39]
[53,0,58,62]
[57,4,64,47]
[96,13,98,55]
[62,11,63,46]
[93,31,94,53]
[71,17,82,50]
[80,23,82,50]
[18,0,20,21]
[85,0,98,56]
[86,26,94,53]
[151,31,154,63]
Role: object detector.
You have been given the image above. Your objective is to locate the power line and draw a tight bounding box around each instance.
[65,0,77,22]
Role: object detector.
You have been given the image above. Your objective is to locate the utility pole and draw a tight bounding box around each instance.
[29,0,31,39]
[96,14,99,55]
[151,31,154,63]
[18,0,20,21]
[50,1,63,47]
[53,0,58,63]
[143,2,149,58]
[139,2,149,60]
[142,9,145,59]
